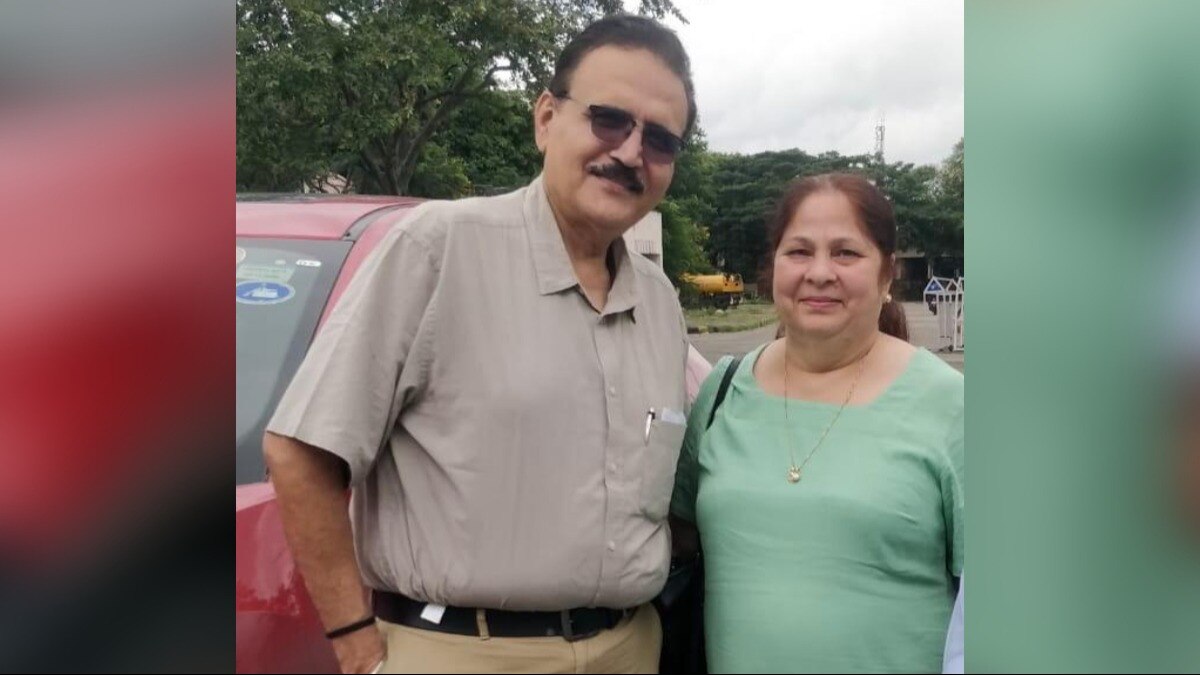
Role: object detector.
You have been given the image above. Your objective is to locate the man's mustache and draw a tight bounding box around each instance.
[587,162,645,195]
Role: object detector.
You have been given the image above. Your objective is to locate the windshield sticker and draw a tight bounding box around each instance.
[236,246,246,265]
[236,280,295,305]
[296,259,322,268]
[237,264,295,284]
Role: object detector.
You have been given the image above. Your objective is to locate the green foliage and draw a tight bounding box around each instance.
[933,136,965,255]
[657,129,717,285]
[696,142,966,286]
[667,129,717,224]
[676,277,703,308]
[659,199,712,287]
[869,137,964,265]
[938,137,965,214]
[428,89,541,196]
[683,302,778,333]
[706,149,872,284]
[407,141,471,198]
[236,0,681,195]
[236,1,961,289]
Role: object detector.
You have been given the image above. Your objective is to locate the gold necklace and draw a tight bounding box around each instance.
[782,342,873,484]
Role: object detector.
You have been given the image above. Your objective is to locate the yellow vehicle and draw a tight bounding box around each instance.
[682,272,744,308]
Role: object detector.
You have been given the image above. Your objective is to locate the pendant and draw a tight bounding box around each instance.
[787,466,801,483]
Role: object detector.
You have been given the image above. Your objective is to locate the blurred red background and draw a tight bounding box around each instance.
[0,2,234,670]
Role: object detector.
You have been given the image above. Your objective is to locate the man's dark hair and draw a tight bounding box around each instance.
[549,14,696,139]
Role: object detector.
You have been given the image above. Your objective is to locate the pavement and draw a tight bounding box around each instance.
[689,302,964,373]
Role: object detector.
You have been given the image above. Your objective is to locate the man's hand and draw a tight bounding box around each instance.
[263,432,382,672]
[331,624,387,674]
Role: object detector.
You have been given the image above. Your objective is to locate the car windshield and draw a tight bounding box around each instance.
[236,239,350,485]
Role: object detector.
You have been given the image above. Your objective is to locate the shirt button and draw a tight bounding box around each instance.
[608,386,617,396]
[607,541,616,551]
[609,462,617,472]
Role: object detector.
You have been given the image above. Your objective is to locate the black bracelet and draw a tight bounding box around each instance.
[325,615,376,640]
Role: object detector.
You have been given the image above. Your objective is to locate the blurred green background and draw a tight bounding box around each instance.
[967,1,1200,670]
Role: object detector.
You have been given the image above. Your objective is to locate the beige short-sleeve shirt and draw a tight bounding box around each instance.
[267,176,689,610]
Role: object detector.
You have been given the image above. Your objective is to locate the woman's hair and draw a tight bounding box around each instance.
[761,173,908,341]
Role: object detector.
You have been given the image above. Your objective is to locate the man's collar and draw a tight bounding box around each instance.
[522,174,641,318]
[523,175,577,295]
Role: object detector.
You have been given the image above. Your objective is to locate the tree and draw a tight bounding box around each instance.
[405,141,472,198]
[933,137,965,263]
[236,0,682,195]
[423,89,542,196]
[657,200,706,285]
[869,160,940,253]
[937,137,964,217]
[928,137,965,273]
[869,139,964,272]
[706,149,871,285]
[656,130,716,284]
[666,129,717,224]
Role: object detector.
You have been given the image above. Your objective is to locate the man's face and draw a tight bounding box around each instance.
[534,46,688,237]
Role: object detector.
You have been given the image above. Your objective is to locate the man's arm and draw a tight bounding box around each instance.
[263,432,384,674]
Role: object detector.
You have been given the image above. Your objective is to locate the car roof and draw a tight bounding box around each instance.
[235,193,425,240]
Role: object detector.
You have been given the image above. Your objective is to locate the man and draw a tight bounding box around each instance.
[263,14,697,674]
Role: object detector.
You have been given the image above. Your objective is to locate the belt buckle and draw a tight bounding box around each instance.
[559,609,596,643]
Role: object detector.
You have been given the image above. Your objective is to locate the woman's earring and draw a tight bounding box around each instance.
[885,293,893,303]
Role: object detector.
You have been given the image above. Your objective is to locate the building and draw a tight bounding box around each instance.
[896,249,964,299]
[622,210,663,268]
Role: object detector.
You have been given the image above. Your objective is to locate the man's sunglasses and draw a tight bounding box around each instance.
[557,94,684,165]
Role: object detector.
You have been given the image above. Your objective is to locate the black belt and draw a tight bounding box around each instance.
[371,590,633,642]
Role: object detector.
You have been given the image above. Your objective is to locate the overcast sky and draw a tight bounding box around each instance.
[658,0,963,167]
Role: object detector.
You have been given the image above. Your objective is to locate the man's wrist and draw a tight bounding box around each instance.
[325,615,377,640]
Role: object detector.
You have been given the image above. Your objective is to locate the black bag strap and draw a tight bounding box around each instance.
[705,354,744,430]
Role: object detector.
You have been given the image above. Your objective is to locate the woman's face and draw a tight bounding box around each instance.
[772,189,890,341]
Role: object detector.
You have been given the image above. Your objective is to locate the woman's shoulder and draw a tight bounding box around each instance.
[914,351,963,411]
[883,337,963,409]
[693,342,772,405]
[712,341,773,380]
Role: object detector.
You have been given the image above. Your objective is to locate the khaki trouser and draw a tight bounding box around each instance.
[377,603,661,674]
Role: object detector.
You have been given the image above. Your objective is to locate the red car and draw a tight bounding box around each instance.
[235,194,425,674]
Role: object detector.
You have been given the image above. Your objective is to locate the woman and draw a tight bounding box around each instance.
[671,173,963,673]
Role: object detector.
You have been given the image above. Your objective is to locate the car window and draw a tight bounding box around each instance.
[236,239,350,485]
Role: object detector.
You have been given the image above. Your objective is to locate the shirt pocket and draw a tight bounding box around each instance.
[638,415,687,521]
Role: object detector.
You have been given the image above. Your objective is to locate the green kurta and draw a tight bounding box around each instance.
[672,345,964,674]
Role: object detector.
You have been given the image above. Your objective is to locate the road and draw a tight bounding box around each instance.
[690,302,964,372]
